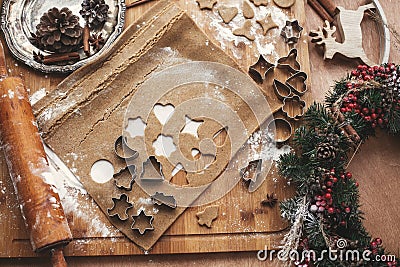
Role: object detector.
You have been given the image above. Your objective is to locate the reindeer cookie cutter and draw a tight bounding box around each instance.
[310,0,390,66]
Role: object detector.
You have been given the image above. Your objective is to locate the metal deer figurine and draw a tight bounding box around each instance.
[310,1,390,66]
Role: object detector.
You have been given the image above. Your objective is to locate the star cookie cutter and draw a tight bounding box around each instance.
[282,95,306,120]
[131,210,155,235]
[249,54,275,83]
[107,194,134,221]
[281,20,303,44]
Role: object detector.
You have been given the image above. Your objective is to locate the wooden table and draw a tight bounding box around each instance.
[0,0,399,266]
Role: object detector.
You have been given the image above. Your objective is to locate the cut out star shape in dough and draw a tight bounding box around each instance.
[257,14,279,35]
[196,0,217,10]
[181,116,203,138]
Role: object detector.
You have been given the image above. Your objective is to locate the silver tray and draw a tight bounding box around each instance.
[1,0,126,73]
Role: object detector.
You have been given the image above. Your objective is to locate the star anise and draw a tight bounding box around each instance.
[261,193,278,207]
[89,33,105,51]
[33,51,45,63]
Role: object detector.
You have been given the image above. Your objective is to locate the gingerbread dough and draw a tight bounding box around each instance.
[196,206,219,227]
[273,0,295,8]
[243,1,255,19]
[218,6,238,23]
[233,20,255,41]
[257,14,278,35]
[196,0,217,10]
[250,0,269,6]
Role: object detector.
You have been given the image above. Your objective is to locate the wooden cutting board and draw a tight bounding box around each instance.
[0,0,311,257]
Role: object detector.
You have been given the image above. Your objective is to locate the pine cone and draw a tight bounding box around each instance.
[316,142,336,160]
[33,7,83,53]
[80,0,109,28]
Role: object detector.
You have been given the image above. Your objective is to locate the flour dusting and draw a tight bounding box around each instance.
[192,1,290,61]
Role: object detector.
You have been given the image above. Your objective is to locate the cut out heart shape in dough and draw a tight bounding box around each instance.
[218,6,238,24]
[153,103,175,125]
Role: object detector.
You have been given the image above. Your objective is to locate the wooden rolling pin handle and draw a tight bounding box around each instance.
[0,77,72,253]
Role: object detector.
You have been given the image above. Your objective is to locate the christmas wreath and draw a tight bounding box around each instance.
[278,64,400,267]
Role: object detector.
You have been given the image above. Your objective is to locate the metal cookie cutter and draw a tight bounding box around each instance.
[131,210,154,235]
[151,192,177,209]
[267,118,293,143]
[282,95,306,120]
[107,194,134,221]
[114,135,139,161]
[277,48,301,73]
[281,20,303,44]
[240,159,262,183]
[286,71,308,96]
[249,54,275,83]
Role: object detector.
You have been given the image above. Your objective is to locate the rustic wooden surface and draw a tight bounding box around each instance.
[0,0,399,266]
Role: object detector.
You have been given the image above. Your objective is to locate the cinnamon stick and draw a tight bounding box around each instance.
[42,52,80,65]
[83,25,90,55]
[316,0,336,17]
[331,107,361,142]
[307,0,334,23]
[126,0,155,8]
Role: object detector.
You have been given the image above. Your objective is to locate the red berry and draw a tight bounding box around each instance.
[346,172,352,179]
[361,71,367,77]
[373,66,379,71]
[364,75,371,81]
[345,207,351,213]
[376,238,382,245]
[371,241,378,248]
[364,116,371,121]
[379,66,385,72]
[368,67,374,74]
[355,182,359,187]
[326,181,333,187]
[362,65,368,71]
[357,65,363,70]
[378,118,384,125]
[377,108,382,114]
[362,107,369,115]
[333,177,338,183]
[371,113,378,120]
[327,188,332,193]
[330,168,335,174]
[328,207,335,214]
[340,220,346,226]
[325,193,332,199]
[340,107,347,113]
[372,123,377,128]
[351,70,358,76]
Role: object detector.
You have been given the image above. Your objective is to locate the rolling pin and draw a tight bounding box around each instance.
[0,42,72,266]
